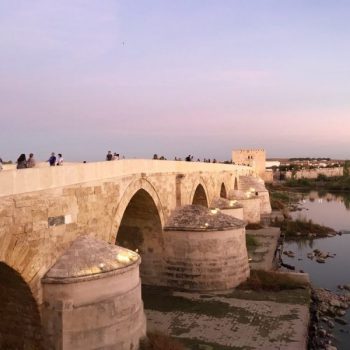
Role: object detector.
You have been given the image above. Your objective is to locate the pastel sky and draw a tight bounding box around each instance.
[1,0,349,161]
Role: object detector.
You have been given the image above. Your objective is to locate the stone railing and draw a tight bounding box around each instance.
[0,159,254,197]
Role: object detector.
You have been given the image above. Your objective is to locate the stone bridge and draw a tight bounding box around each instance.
[0,159,258,349]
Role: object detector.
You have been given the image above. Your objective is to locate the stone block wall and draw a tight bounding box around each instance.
[163,228,250,290]
[285,167,344,180]
[221,207,244,220]
[0,169,251,303]
[42,265,145,350]
[258,191,272,215]
[238,197,261,223]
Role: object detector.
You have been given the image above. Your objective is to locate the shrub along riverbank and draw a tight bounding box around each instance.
[267,186,338,239]
[271,218,336,240]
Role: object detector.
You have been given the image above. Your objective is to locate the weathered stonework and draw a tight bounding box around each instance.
[229,190,261,224]
[210,197,244,220]
[163,205,249,291]
[237,175,272,215]
[285,167,344,179]
[42,236,146,350]
[0,160,259,347]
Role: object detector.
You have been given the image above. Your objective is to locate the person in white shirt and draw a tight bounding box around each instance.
[56,153,64,166]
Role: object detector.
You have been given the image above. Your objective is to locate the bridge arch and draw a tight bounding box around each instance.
[191,180,209,208]
[112,178,165,285]
[220,182,227,198]
[234,177,239,190]
[0,262,43,349]
[111,178,165,242]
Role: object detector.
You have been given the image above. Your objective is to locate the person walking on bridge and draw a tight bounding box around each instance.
[56,153,64,166]
[48,152,56,166]
[27,153,36,168]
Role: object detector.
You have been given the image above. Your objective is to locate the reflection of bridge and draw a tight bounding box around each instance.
[0,160,258,349]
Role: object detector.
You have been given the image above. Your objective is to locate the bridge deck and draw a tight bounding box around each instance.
[0,159,253,198]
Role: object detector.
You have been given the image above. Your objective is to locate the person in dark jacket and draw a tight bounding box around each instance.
[16,154,27,169]
[48,152,56,166]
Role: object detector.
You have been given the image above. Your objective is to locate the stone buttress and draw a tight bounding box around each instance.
[42,235,146,350]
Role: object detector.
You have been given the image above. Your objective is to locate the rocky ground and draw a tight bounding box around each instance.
[309,288,350,350]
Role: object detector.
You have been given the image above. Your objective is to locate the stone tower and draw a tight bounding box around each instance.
[232,149,266,178]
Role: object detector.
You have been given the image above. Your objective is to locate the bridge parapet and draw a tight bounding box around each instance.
[0,159,254,198]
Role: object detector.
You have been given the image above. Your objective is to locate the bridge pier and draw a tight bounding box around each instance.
[163,205,250,291]
[41,236,146,350]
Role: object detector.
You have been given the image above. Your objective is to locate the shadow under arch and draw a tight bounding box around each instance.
[0,262,44,349]
[234,177,239,190]
[114,179,165,285]
[192,183,209,208]
[220,183,227,198]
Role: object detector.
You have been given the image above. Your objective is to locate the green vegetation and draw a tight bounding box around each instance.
[238,270,309,292]
[267,190,300,211]
[179,338,251,350]
[227,288,310,305]
[271,217,335,239]
[140,332,185,350]
[246,234,260,248]
[285,176,350,191]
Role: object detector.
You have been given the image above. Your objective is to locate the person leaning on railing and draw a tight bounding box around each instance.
[16,154,27,169]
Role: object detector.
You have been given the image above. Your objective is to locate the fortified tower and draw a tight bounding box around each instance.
[232,149,266,178]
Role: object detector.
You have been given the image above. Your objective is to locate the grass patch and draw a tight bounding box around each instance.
[238,270,309,292]
[226,289,310,305]
[140,332,185,350]
[180,338,254,350]
[268,190,301,210]
[143,286,251,320]
[246,234,260,248]
[282,174,350,192]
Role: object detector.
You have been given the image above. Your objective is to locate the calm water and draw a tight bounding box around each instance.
[284,191,350,349]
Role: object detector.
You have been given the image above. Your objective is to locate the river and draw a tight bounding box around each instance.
[283,191,350,349]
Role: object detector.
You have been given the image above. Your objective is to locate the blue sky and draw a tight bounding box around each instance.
[1,1,349,161]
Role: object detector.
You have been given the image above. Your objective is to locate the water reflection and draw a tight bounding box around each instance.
[284,191,350,349]
[291,192,350,231]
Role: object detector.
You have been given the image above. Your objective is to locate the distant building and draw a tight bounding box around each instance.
[266,160,280,168]
[232,149,266,178]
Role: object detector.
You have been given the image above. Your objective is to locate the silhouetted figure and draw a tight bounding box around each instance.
[17,154,27,169]
[106,151,113,161]
[27,153,36,168]
[153,154,158,160]
[48,152,56,166]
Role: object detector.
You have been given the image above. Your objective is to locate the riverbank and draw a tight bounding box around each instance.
[143,226,311,350]
[144,285,310,350]
[279,190,350,350]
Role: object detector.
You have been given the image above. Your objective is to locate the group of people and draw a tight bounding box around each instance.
[47,152,64,167]
[106,151,120,161]
[16,153,36,169]
[14,152,63,169]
